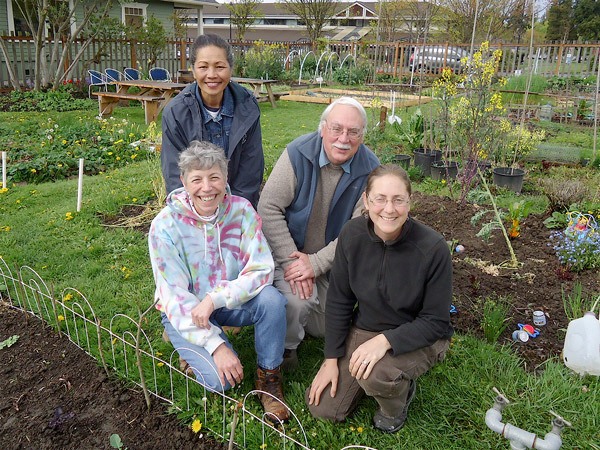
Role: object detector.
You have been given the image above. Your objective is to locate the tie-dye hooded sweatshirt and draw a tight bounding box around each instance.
[149,186,274,355]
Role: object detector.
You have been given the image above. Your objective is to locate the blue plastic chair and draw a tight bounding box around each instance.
[104,68,124,83]
[149,67,171,82]
[124,67,143,81]
[87,69,109,98]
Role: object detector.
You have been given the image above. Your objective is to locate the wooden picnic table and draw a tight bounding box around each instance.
[176,70,279,107]
[95,79,188,124]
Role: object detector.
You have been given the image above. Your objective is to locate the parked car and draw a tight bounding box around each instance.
[409,46,468,74]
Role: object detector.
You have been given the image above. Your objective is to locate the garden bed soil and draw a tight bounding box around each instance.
[2,192,598,449]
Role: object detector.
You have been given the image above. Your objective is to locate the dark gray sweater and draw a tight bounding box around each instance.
[325,215,454,358]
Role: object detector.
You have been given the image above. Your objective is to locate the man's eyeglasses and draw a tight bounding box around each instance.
[367,195,410,208]
[325,121,363,140]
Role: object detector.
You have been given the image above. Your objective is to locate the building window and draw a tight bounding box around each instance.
[122,3,147,28]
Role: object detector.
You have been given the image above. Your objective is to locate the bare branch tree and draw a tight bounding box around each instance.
[227,0,263,42]
[10,0,113,90]
[282,0,337,45]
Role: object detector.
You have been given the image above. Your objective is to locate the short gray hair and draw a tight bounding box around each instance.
[318,97,368,135]
[178,141,228,180]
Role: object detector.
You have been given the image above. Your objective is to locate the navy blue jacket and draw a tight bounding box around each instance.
[161,81,264,207]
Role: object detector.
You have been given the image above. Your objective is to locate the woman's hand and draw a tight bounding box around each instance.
[191,295,215,329]
[213,343,244,387]
[307,358,339,406]
[349,334,392,380]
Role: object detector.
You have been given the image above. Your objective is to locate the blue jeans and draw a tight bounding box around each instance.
[161,285,287,392]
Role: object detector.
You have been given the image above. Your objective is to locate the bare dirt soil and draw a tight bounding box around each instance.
[1,192,598,449]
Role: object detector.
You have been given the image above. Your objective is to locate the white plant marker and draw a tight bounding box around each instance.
[77,158,84,212]
[1,151,6,189]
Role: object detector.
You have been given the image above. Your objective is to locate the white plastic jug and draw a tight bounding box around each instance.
[563,311,600,376]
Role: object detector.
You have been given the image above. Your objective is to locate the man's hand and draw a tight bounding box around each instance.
[213,343,244,387]
[307,358,339,406]
[284,251,316,299]
[349,334,392,380]
[191,295,215,329]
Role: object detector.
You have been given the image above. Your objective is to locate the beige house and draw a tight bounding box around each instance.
[183,1,380,42]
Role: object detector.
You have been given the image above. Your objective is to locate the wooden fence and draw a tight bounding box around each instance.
[1,36,599,89]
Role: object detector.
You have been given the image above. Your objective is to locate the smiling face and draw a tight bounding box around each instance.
[362,173,411,242]
[181,165,227,217]
[191,45,232,108]
[320,104,364,166]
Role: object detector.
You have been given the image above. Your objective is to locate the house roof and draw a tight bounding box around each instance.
[190,1,378,18]
[161,0,219,7]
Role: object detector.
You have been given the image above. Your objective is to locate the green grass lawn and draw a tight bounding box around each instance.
[1,102,599,449]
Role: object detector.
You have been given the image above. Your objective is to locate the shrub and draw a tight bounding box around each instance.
[243,41,284,80]
[332,61,371,85]
[1,89,92,112]
[539,178,589,212]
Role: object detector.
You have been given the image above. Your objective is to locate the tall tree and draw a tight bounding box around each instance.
[2,0,113,90]
[127,15,168,73]
[546,0,575,42]
[282,0,337,45]
[227,0,263,42]
[441,0,532,43]
[572,0,600,41]
[394,0,442,43]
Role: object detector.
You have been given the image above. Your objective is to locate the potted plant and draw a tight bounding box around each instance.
[492,124,545,193]
[395,109,440,175]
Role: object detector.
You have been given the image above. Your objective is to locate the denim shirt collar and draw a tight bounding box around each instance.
[194,83,235,124]
[319,144,353,174]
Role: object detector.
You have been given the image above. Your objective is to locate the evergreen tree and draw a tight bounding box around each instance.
[546,0,575,42]
[572,0,600,40]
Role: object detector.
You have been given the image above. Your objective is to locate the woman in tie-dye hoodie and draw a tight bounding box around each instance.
[149,140,289,422]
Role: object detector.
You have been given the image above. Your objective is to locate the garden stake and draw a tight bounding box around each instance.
[77,158,84,212]
[2,151,6,189]
[135,298,159,410]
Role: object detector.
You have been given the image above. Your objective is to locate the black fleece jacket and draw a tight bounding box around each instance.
[325,215,454,358]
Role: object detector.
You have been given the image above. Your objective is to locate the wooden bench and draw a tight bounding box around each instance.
[95,92,165,124]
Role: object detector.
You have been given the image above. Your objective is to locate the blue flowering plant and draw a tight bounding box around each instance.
[549,211,600,272]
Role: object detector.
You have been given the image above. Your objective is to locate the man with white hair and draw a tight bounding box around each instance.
[258,97,380,370]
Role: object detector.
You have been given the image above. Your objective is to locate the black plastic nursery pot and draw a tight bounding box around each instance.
[492,167,525,193]
[431,161,459,181]
[413,149,442,176]
[393,154,411,170]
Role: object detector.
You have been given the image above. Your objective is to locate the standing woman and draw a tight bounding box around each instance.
[161,34,264,207]
[307,164,453,433]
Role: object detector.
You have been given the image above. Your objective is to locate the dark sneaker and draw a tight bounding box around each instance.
[281,348,298,371]
[255,367,289,423]
[373,379,416,433]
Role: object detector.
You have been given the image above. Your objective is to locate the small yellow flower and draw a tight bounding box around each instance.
[0,226,10,232]
[107,152,113,156]
[357,426,364,433]
[0,188,8,194]
[260,444,267,450]
[157,362,164,367]
[131,154,137,160]
[191,419,202,433]
[65,212,73,221]
[31,168,37,173]
[132,198,138,202]
[156,351,163,357]
[58,315,65,322]
[63,293,74,301]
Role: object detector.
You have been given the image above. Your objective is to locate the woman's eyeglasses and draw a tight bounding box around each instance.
[367,195,410,208]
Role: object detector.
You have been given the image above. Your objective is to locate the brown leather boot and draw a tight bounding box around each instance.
[255,366,289,423]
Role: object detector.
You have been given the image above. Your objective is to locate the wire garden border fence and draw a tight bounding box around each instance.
[0,257,378,450]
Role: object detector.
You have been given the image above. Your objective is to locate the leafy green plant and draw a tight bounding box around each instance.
[543,211,568,229]
[394,108,424,152]
[109,433,127,449]
[332,61,371,85]
[481,298,510,344]
[0,335,19,349]
[507,200,533,238]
